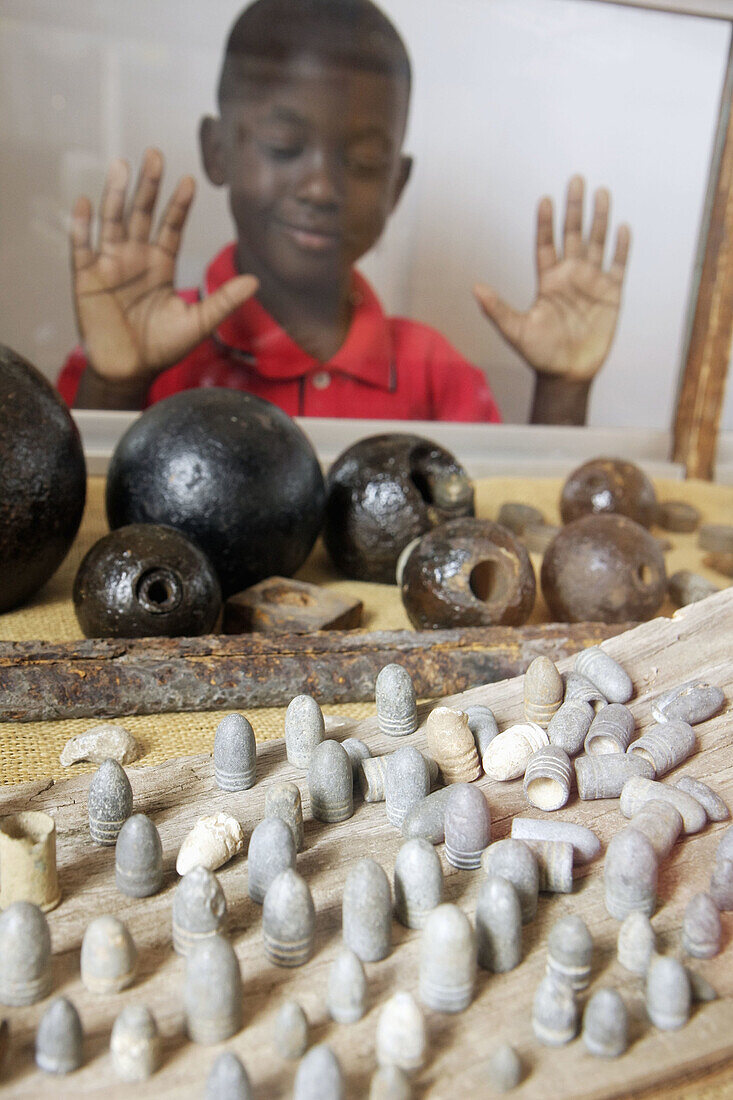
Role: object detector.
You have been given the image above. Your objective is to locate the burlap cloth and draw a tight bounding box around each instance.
[1,475,731,785]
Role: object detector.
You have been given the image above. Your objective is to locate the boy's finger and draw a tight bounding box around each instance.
[192,275,260,340]
[536,196,557,276]
[609,224,631,283]
[128,148,164,243]
[474,284,523,349]
[587,187,610,266]
[562,175,585,259]
[70,196,94,271]
[155,176,196,259]
[99,159,130,248]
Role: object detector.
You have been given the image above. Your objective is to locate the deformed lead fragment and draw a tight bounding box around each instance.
[547,699,594,756]
[293,1044,344,1100]
[275,1000,308,1059]
[475,876,522,973]
[214,712,256,791]
[604,829,657,920]
[176,813,244,877]
[419,904,476,1013]
[523,746,573,811]
[575,752,654,800]
[619,776,707,834]
[510,816,601,864]
[285,695,325,769]
[393,838,443,929]
[582,989,628,1057]
[308,740,354,823]
[682,892,722,958]
[327,947,367,1023]
[80,915,137,994]
[263,869,315,967]
[343,859,392,962]
[486,1043,522,1093]
[547,914,593,990]
[523,656,563,728]
[110,1004,160,1082]
[426,707,481,783]
[172,865,226,956]
[376,991,426,1074]
[88,758,133,846]
[60,723,140,767]
[401,788,453,845]
[265,782,305,851]
[205,1051,252,1100]
[532,973,578,1046]
[248,816,296,904]
[185,934,242,1044]
[628,720,696,776]
[522,840,574,893]
[115,813,163,898]
[675,776,730,822]
[646,955,691,1030]
[483,722,549,782]
[386,747,430,828]
[444,783,491,869]
[651,680,725,725]
[617,911,655,975]
[584,704,635,755]
[376,664,418,737]
[574,646,634,703]
[35,997,83,1074]
[480,838,539,923]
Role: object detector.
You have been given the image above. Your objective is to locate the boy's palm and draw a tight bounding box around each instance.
[71,151,256,385]
[475,176,630,382]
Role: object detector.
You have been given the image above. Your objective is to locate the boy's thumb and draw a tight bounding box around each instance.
[473,283,522,348]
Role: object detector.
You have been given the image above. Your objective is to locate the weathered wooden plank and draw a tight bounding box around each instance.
[0,622,629,723]
[0,589,732,1098]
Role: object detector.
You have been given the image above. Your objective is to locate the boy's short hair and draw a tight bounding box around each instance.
[218,0,412,105]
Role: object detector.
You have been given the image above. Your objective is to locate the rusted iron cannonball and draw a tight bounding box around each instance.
[73,524,222,638]
[560,457,657,527]
[541,514,666,623]
[324,434,474,583]
[400,518,536,629]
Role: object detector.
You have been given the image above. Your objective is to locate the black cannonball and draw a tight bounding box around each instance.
[105,390,325,596]
[0,345,86,612]
[324,433,475,582]
[73,524,222,637]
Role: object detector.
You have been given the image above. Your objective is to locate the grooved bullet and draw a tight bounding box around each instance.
[80,915,137,994]
[585,704,635,755]
[205,1051,252,1100]
[327,947,367,1024]
[393,838,443,929]
[0,901,52,1006]
[682,892,722,958]
[35,997,83,1074]
[248,816,296,904]
[532,973,578,1046]
[308,740,353,823]
[575,647,633,703]
[274,1000,308,1059]
[604,829,657,920]
[546,914,593,990]
[419,904,476,1013]
[115,813,163,897]
[476,876,522,973]
[343,859,392,962]
[285,695,325,769]
[172,865,226,956]
[376,664,418,737]
[444,783,491,869]
[582,988,628,1057]
[376,991,426,1074]
[547,699,594,756]
[265,782,305,851]
[617,911,655,975]
[214,712,256,791]
[386,747,430,828]
[524,656,563,728]
[293,1044,344,1100]
[646,955,691,1029]
[480,838,539,923]
[88,758,133,846]
[110,1004,160,1082]
[262,869,315,967]
[185,933,242,1044]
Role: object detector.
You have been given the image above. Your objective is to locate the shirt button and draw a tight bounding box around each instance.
[312,370,331,390]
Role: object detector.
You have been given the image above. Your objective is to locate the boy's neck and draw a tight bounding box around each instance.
[236,244,353,363]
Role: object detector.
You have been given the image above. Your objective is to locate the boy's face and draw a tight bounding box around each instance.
[202,55,411,293]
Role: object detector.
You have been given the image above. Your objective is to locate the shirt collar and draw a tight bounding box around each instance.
[206,243,394,390]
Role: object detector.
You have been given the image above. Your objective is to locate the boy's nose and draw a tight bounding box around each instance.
[296,147,343,207]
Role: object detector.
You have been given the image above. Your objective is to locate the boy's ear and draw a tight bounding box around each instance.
[200,116,227,186]
[390,154,413,212]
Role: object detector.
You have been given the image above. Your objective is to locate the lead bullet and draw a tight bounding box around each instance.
[262,869,315,967]
[35,997,83,1074]
[185,933,242,1044]
[444,783,491,869]
[480,839,539,923]
[293,1044,344,1100]
[376,664,418,737]
[205,1051,252,1100]
[343,858,392,962]
[476,876,522,973]
[327,947,367,1024]
[115,813,163,897]
[88,758,133,846]
[308,740,353,823]
[110,1005,160,1082]
[0,901,52,1006]
[376,991,426,1074]
[582,988,628,1056]
[285,695,325,769]
[419,904,476,1013]
[80,915,137,994]
[214,712,256,791]
[393,838,443,929]
[247,816,296,904]
[172,865,226,956]
[274,1000,308,1059]
[386,747,430,828]
[265,782,305,851]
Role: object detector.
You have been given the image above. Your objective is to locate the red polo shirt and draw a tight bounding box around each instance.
[58,244,502,422]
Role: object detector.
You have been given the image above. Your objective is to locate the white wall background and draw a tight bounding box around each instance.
[0,0,730,427]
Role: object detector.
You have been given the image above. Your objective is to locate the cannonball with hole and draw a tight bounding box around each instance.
[105,390,325,597]
[400,517,536,628]
[541,513,666,623]
[324,433,474,583]
[73,524,221,637]
[560,457,657,528]
[0,344,86,612]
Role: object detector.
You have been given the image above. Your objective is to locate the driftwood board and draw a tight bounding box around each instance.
[1,589,733,1099]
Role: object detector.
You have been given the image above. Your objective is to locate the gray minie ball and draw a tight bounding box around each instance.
[419,903,476,1013]
[480,838,539,923]
[185,933,242,1044]
[563,671,607,711]
[262,868,315,967]
[293,1044,344,1100]
[88,758,133,846]
[327,947,367,1024]
[710,858,733,910]
[0,901,52,1006]
[172,865,226,956]
[584,704,635,755]
[341,738,371,782]
[444,783,491,869]
[617,911,655,975]
[465,704,500,757]
[274,1000,308,1059]
[343,858,392,962]
[80,915,136,994]
[682,892,722,958]
[604,829,657,920]
[115,813,163,898]
[675,776,729,822]
[369,1064,412,1100]
[619,776,707,834]
[213,712,256,791]
[582,988,628,1057]
[265,781,305,851]
[645,955,691,1030]
[486,1042,522,1093]
[475,876,522,973]
[651,679,724,725]
[532,973,578,1046]
[247,816,296,904]
[627,719,696,777]
[393,838,443,929]
[285,694,325,769]
[575,752,654,800]
[110,1004,160,1082]
[523,745,573,811]
[308,740,354,824]
[376,991,426,1074]
[574,646,633,703]
[205,1050,252,1100]
[546,914,593,990]
[35,997,83,1074]
[547,699,594,756]
[401,787,452,845]
[386,747,430,829]
[523,655,563,728]
[376,664,417,737]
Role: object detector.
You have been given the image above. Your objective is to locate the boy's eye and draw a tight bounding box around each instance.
[258,140,304,160]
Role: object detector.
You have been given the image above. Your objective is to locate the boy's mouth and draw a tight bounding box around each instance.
[275,219,342,253]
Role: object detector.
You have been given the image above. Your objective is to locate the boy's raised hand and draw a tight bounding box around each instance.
[474,175,630,383]
[70,148,257,392]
